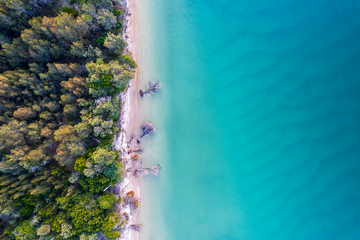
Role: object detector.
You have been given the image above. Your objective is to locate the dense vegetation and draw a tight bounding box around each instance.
[0,0,136,238]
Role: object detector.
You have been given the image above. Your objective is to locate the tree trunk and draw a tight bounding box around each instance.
[137,132,146,143]
[127,134,135,148]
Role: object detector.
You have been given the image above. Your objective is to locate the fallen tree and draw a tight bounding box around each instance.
[140,81,162,96]
[137,123,156,143]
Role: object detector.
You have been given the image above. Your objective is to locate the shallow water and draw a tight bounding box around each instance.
[134,0,360,239]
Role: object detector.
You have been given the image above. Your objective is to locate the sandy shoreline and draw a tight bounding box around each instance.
[115,0,141,239]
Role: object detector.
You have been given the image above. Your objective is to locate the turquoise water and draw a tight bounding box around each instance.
[134,0,360,239]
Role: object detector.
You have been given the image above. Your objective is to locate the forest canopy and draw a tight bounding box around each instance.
[0,0,135,239]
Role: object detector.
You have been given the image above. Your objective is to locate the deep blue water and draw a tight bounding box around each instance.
[134,0,360,239]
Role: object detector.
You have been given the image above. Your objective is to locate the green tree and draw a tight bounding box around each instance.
[22,147,48,170]
[97,193,116,209]
[60,223,73,239]
[1,38,30,67]
[92,147,117,166]
[40,126,53,138]
[5,0,26,16]
[0,0,137,237]
[13,107,36,120]
[47,13,90,42]
[93,119,113,138]
[74,121,92,138]
[68,172,80,183]
[64,77,87,97]
[104,33,126,54]
[36,224,51,236]
[96,9,116,30]
[81,14,93,23]
[60,93,76,104]
[62,6,78,17]
[19,205,34,218]
[70,41,85,57]
[13,220,36,240]
[78,174,111,193]
[63,104,78,119]
[74,156,87,173]
[80,232,98,240]
[0,120,27,154]
[66,194,105,233]
[54,125,85,166]
[81,3,96,18]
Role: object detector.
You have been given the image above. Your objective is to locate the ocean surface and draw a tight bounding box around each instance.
[133,0,360,239]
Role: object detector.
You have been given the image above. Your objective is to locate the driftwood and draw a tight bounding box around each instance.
[132,148,144,153]
[131,224,143,231]
[144,81,162,95]
[140,81,162,97]
[127,134,135,148]
[128,148,143,154]
[137,123,156,143]
[137,164,161,177]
